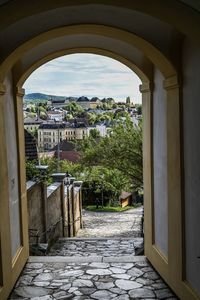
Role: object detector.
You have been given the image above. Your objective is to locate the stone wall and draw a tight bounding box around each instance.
[26,178,82,253]
[72,186,82,236]
[46,182,63,248]
[27,181,45,243]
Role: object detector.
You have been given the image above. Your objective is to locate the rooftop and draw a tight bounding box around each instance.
[77,96,90,102]
[24,117,43,124]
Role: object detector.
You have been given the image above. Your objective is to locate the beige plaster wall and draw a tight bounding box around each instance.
[4,72,22,259]
[153,68,168,257]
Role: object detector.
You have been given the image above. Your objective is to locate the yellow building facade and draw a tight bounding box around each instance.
[38,126,89,150]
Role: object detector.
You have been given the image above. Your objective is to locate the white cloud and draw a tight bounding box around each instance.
[24,53,142,102]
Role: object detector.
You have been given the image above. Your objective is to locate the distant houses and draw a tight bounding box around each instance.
[47,110,65,121]
[23,94,140,161]
[47,98,69,108]
[37,121,108,150]
[47,95,103,110]
[24,117,43,132]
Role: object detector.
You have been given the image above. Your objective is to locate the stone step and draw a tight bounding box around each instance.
[29,255,146,264]
[48,238,144,258]
[59,237,143,240]
[48,238,143,257]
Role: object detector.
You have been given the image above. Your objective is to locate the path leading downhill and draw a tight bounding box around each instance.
[77,206,144,238]
[9,206,179,299]
[49,206,144,257]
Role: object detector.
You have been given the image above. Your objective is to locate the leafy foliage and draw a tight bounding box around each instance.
[26,114,143,206]
[77,117,143,192]
[89,128,100,139]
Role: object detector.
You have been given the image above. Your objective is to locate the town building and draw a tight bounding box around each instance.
[76,96,90,109]
[38,122,89,150]
[49,98,69,108]
[47,110,65,121]
[90,97,101,109]
[24,117,43,133]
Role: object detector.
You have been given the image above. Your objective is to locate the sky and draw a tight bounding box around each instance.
[24,53,142,103]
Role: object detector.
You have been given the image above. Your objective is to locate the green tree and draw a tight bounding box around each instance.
[136,104,142,115]
[63,102,84,115]
[126,96,131,105]
[88,112,97,125]
[27,112,36,118]
[65,113,73,121]
[40,111,47,120]
[40,157,83,179]
[38,106,46,113]
[78,117,143,192]
[89,128,100,139]
[82,166,131,206]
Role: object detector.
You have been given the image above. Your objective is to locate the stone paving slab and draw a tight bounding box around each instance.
[28,256,146,264]
[9,257,178,300]
[48,238,143,257]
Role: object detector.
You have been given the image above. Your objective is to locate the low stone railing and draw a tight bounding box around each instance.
[26,175,82,254]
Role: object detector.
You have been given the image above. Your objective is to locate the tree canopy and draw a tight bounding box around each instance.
[77,117,143,192]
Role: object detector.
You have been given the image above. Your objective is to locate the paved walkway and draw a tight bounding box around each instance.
[9,206,179,299]
[49,238,140,257]
[9,256,178,300]
[49,207,144,257]
[77,207,143,238]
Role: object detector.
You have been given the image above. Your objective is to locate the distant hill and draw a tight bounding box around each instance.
[24,93,121,103]
[24,93,69,101]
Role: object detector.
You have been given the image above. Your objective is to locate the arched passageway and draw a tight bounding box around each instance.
[0,2,200,300]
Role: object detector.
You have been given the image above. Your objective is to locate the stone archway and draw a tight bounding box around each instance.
[0,18,192,300]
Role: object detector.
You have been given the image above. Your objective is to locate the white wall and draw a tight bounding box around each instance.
[182,38,200,294]
[4,72,22,258]
[153,68,168,257]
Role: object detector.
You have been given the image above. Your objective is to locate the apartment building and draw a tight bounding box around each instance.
[38,122,89,150]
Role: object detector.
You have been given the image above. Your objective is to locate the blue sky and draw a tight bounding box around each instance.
[24,54,142,103]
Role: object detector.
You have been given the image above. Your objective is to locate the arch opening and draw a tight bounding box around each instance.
[23,53,144,242]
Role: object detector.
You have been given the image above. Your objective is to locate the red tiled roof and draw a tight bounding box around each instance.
[55,151,80,162]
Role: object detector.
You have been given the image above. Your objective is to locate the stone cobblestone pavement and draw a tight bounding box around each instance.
[77,207,143,238]
[48,238,143,257]
[9,257,178,300]
[9,206,179,299]
[48,207,143,257]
